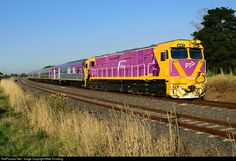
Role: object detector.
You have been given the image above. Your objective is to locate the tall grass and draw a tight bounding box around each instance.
[1,78,236,156]
[0,79,181,156]
[206,68,236,77]
[207,73,236,92]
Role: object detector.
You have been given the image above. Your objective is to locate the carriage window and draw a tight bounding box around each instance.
[72,67,76,73]
[67,68,71,74]
[76,68,82,74]
[62,69,67,74]
[171,48,188,59]
[190,48,202,59]
[91,62,95,67]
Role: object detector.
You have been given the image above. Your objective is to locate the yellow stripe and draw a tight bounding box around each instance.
[90,76,168,80]
[192,61,202,77]
[173,61,186,77]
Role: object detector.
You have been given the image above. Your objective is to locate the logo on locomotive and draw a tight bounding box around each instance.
[185,61,196,69]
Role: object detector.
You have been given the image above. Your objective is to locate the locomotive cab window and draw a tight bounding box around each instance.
[190,48,202,59]
[171,48,188,59]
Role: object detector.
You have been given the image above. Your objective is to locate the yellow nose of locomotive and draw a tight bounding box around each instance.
[196,73,206,83]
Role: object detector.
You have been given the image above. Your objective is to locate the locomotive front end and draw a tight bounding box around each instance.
[168,71,207,99]
[167,40,207,98]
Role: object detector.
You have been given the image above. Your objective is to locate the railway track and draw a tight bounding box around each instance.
[18,78,236,141]
[26,78,236,110]
[99,90,236,110]
[164,98,236,110]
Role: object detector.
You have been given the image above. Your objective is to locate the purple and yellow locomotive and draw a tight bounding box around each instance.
[28,39,207,99]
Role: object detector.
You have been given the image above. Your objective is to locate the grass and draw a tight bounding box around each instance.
[207,73,236,92]
[0,78,236,156]
[206,68,236,78]
[205,73,236,102]
[0,87,62,157]
[1,79,179,156]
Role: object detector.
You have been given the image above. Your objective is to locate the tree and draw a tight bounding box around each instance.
[20,73,27,77]
[0,72,3,79]
[43,65,54,69]
[10,73,18,77]
[192,7,236,74]
[190,8,208,31]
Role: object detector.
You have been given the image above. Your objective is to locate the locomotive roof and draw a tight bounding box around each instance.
[30,39,197,73]
[115,44,156,53]
[98,44,156,58]
[96,39,196,58]
[156,39,200,45]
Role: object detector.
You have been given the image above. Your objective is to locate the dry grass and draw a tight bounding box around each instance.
[207,74,236,92]
[0,78,181,156]
[1,78,235,156]
[205,74,236,102]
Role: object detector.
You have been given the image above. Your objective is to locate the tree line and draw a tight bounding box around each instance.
[192,7,236,74]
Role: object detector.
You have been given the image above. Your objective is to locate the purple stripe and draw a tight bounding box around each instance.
[200,61,206,73]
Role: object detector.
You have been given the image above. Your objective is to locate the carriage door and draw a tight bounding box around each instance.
[159,50,169,77]
[143,53,150,77]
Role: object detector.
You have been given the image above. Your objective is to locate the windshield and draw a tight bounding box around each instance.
[171,48,188,59]
[190,48,202,59]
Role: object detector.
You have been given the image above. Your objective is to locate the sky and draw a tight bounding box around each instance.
[0,0,235,74]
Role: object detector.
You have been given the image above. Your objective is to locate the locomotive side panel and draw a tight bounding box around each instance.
[84,48,166,95]
[88,47,159,80]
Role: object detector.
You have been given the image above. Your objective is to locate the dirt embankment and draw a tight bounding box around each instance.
[204,74,236,103]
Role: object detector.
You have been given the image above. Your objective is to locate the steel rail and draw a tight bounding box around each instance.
[26,78,236,110]
[19,79,236,141]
